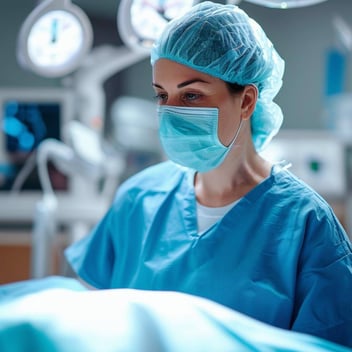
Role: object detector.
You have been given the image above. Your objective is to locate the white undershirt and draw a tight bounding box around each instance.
[194,162,290,234]
[196,199,239,234]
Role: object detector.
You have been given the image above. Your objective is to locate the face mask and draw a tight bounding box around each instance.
[157,105,243,172]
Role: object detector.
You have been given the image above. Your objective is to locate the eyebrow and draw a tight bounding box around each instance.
[152,79,209,89]
[177,79,209,88]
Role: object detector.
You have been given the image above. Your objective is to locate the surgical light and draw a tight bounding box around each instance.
[17,0,93,78]
[117,0,199,51]
[237,0,328,8]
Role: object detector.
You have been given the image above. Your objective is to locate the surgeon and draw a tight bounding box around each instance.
[65,1,352,348]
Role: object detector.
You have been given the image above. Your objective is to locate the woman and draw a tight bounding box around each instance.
[65,2,352,347]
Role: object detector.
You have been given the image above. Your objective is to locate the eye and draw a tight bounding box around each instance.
[182,92,202,102]
[153,92,168,104]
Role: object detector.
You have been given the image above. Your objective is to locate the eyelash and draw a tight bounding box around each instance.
[153,92,203,104]
[153,93,167,103]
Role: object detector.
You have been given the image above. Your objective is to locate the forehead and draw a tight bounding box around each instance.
[152,59,218,86]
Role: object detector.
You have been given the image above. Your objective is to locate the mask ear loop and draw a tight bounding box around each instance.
[225,83,256,149]
[226,118,244,149]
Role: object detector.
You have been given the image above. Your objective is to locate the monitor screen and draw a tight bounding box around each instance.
[0,88,75,222]
[1,99,66,191]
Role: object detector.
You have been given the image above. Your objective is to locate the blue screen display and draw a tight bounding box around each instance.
[0,101,67,191]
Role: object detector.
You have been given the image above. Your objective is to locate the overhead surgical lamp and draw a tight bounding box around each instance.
[17,0,93,78]
[118,0,198,51]
[232,0,328,8]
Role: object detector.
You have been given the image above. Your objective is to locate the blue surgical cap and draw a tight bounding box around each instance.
[151,1,285,151]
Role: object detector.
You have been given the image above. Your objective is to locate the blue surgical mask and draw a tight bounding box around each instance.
[157,105,243,172]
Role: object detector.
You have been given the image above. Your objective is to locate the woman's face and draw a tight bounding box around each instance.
[152,59,244,147]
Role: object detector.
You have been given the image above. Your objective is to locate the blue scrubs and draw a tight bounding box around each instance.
[65,161,352,347]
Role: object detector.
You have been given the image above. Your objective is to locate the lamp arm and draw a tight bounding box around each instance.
[71,45,149,135]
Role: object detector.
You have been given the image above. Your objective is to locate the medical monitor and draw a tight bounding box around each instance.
[0,87,75,223]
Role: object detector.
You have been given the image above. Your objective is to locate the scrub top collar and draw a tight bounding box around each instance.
[180,161,289,238]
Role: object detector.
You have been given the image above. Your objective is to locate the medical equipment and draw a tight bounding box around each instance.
[231,0,328,8]
[110,95,163,179]
[32,121,125,278]
[118,0,199,51]
[0,87,79,222]
[261,130,347,199]
[0,87,114,277]
[17,0,93,78]
[260,129,352,238]
[110,96,161,154]
[16,0,198,278]
[31,94,164,278]
[13,0,146,278]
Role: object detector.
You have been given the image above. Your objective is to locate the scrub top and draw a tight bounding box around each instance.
[65,161,352,348]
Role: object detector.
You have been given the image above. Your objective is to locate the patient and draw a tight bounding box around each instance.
[0,276,351,352]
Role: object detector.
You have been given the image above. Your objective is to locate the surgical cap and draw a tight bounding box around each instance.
[151,1,285,151]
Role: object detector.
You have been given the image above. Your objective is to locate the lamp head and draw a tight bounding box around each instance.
[243,0,328,8]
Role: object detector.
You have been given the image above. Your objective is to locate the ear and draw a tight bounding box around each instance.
[241,84,258,120]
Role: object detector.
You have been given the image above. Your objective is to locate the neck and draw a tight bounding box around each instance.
[194,135,272,207]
